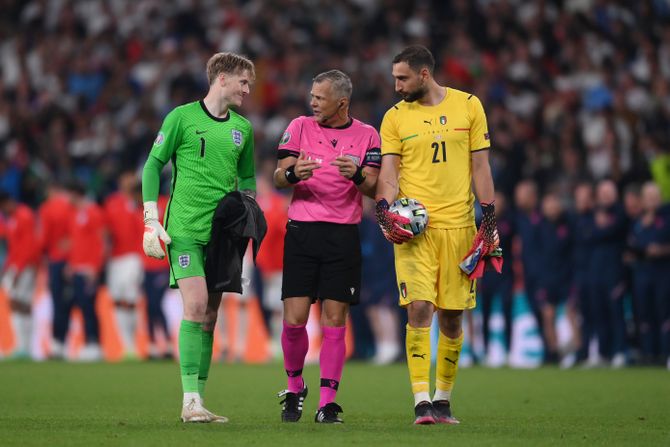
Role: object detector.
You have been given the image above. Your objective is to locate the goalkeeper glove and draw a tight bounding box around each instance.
[476,201,499,255]
[459,202,502,280]
[375,199,413,244]
[459,245,504,279]
[143,201,171,259]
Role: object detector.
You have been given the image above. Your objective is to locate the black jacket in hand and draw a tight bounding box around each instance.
[205,191,267,293]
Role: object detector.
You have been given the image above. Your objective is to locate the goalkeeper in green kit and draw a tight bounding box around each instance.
[141,52,256,423]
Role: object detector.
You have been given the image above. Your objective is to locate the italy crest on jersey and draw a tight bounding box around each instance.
[232,129,243,147]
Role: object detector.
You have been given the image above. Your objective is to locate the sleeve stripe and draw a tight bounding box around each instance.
[468,94,473,100]
[277,149,299,159]
[382,152,401,156]
[471,147,490,153]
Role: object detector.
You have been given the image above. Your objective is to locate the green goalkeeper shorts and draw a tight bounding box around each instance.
[166,236,206,288]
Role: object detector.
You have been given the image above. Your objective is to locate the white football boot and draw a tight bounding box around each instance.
[181,397,210,423]
[199,398,229,423]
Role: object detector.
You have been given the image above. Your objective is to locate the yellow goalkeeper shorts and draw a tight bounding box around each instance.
[393,225,477,310]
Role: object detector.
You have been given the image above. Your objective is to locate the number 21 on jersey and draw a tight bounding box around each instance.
[431,141,446,163]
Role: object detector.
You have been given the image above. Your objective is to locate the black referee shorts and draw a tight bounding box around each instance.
[281,220,361,304]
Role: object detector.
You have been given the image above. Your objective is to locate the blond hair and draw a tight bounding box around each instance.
[206,52,255,85]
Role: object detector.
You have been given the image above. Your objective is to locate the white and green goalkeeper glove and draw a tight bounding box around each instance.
[143,201,171,259]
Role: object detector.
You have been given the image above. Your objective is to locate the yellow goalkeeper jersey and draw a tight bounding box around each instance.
[380,87,491,229]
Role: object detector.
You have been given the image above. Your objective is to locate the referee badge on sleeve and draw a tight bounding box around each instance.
[178,254,191,268]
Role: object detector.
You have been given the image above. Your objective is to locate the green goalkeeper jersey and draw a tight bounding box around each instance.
[145,100,256,243]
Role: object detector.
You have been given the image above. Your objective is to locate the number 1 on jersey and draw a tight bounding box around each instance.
[431,141,446,163]
[200,137,206,157]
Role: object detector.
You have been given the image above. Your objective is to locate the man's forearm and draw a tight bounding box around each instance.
[142,155,165,202]
[355,168,378,198]
[375,155,400,202]
[472,156,495,204]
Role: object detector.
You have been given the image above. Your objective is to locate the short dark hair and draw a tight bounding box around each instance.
[392,45,435,74]
[313,70,353,99]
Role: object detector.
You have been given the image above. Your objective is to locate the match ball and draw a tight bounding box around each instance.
[389,198,429,236]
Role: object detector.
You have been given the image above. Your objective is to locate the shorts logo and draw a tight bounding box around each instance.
[440,116,447,125]
[484,132,490,140]
[279,131,291,145]
[400,282,407,299]
[350,287,355,295]
[154,132,165,146]
[178,254,190,268]
[231,129,243,147]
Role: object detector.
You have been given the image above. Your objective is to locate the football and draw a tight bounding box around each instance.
[389,198,429,236]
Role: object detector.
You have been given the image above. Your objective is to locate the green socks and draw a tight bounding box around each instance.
[179,320,203,393]
[198,330,214,397]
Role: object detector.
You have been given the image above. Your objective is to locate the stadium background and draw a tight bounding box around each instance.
[2,0,670,363]
[0,1,669,445]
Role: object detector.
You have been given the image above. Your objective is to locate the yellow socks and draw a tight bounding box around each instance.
[435,330,463,402]
[406,324,431,404]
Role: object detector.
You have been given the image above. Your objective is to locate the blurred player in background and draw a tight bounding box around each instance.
[375,45,497,424]
[274,70,380,423]
[0,191,40,359]
[38,182,74,359]
[514,179,545,355]
[103,171,144,359]
[571,182,596,366]
[591,179,627,368]
[478,191,515,365]
[141,52,256,423]
[255,159,288,360]
[141,193,173,359]
[66,182,105,361]
[359,198,400,365]
[536,190,576,366]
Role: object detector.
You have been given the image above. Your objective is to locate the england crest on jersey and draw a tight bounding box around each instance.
[178,254,190,268]
[231,129,243,147]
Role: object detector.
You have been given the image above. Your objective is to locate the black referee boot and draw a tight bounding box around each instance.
[278,386,308,422]
[314,402,344,423]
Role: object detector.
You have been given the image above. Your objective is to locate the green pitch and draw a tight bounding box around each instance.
[0,361,668,446]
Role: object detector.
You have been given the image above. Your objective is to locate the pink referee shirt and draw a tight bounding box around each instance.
[278,116,381,224]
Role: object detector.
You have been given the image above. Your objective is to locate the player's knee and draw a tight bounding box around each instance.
[407,301,434,327]
[438,310,463,336]
[321,312,346,328]
[183,301,207,321]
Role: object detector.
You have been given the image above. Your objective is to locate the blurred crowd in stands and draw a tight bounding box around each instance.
[1,0,669,368]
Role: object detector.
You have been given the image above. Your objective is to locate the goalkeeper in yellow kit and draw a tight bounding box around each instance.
[375,45,499,424]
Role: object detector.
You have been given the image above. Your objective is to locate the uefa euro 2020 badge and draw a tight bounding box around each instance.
[178,254,190,268]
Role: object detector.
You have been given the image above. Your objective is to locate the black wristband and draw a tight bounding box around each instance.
[351,165,366,185]
[285,165,301,184]
[481,201,495,219]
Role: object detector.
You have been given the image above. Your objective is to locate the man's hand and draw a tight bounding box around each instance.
[331,156,366,185]
[287,151,322,183]
[143,201,171,259]
[375,199,413,244]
